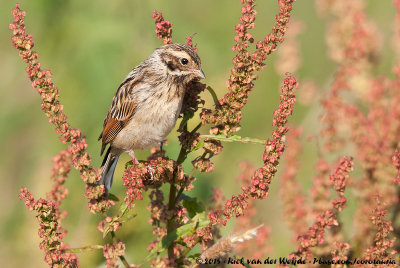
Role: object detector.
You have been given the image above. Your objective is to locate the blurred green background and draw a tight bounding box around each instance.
[0,0,396,267]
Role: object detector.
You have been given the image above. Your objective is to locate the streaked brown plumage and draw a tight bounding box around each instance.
[99,43,205,192]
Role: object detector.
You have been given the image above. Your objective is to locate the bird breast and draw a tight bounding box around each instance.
[111,84,184,151]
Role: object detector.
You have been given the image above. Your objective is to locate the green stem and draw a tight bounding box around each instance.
[62,245,103,253]
[111,231,130,268]
[181,239,199,258]
[176,238,200,267]
[190,122,202,135]
[166,118,203,261]
[167,181,177,260]
[167,132,193,261]
[200,134,266,144]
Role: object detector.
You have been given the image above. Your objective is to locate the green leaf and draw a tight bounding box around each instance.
[102,203,136,238]
[206,86,220,107]
[179,112,194,130]
[125,160,133,169]
[107,193,120,202]
[201,134,266,145]
[192,140,204,152]
[144,211,210,262]
[176,212,209,237]
[117,203,137,222]
[181,194,204,218]
[187,253,202,264]
[161,230,178,248]
[187,253,201,261]
[118,202,129,216]
[102,224,112,238]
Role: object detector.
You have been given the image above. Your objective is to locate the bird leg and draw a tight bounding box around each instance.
[127,149,155,180]
[127,150,139,165]
[160,141,164,152]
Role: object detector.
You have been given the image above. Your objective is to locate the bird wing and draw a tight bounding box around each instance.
[99,74,142,155]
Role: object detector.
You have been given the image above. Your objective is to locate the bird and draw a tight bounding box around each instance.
[98,43,205,193]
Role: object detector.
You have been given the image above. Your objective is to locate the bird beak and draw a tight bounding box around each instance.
[196,69,206,79]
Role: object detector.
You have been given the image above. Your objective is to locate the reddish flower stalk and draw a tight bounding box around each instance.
[179,81,208,168]
[103,241,126,268]
[233,162,272,259]
[122,164,147,208]
[17,123,78,267]
[149,10,298,259]
[151,11,208,161]
[307,158,351,261]
[197,188,226,251]
[201,0,296,136]
[279,127,309,243]
[310,159,332,216]
[152,7,296,255]
[149,8,298,260]
[9,4,112,213]
[152,11,173,45]
[122,152,193,264]
[232,162,257,238]
[209,75,297,226]
[331,241,351,267]
[347,87,397,249]
[146,189,167,250]
[19,188,79,267]
[192,138,223,173]
[47,150,72,208]
[123,155,189,206]
[294,156,353,259]
[320,1,380,152]
[185,34,197,51]
[317,1,400,255]
[13,2,303,266]
[145,173,191,262]
[149,11,213,264]
[359,197,397,265]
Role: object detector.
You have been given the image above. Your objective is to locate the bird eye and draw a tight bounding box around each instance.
[181,58,189,65]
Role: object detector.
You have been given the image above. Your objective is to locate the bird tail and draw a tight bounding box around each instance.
[100,147,120,193]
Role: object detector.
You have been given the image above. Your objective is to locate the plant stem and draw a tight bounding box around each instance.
[62,245,103,253]
[167,141,191,260]
[190,122,202,134]
[167,180,177,260]
[111,231,130,268]
[176,238,200,267]
[166,120,203,261]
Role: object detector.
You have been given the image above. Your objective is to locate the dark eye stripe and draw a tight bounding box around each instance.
[167,61,177,71]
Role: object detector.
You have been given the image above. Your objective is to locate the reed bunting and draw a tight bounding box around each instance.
[98,43,205,192]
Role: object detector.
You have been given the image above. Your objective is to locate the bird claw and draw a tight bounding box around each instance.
[147,166,156,180]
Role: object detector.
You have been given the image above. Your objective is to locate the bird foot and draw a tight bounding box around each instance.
[147,166,156,180]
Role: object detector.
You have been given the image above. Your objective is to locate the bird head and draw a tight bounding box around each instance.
[157,43,205,83]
